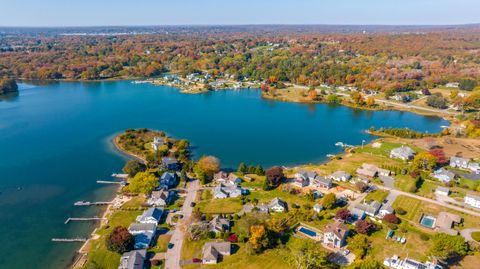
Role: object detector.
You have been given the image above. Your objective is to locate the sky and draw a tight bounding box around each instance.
[0,0,479,27]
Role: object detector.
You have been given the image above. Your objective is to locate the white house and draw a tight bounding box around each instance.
[313,204,323,213]
[323,219,349,248]
[151,137,165,151]
[390,146,415,161]
[435,187,450,197]
[450,157,470,169]
[431,168,455,182]
[118,249,146,269]
[329,171,352,182]
[128,223,157,249]
[468,162,480,174]
[464,194,480,209]
[294,170,317,187]
[136,208,163,224]
[269,197,287,213]
[202,242,231,264]
[147,190,171,207]
[384,255,442,269]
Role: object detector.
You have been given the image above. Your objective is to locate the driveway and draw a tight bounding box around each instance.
[164,179,199,269]
[460,228,480,242]
[454,171,480,180]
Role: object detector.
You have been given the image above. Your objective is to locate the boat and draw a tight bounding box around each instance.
[335,142,344,147]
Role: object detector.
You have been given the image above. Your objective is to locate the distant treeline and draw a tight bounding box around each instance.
[369,127,440,139]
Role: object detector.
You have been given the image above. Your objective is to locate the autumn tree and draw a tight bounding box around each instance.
[106,226,135,254]
[322,193,336,210]
[0,78,18,95]
[411,152,437,172]
[355,220,376,235]
[335,208,352,221]
[308,89,318,101]
[248,225,271,253]
[197,156,220,179]
[347,234,370,258]
[366,96,375,107]
[429,148,448,165]
[122,160,146,177]
[383,213,399,224]
[265,166,284,187]
[126,172,158,194]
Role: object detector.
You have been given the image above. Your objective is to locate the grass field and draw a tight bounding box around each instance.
[365,190,389,202]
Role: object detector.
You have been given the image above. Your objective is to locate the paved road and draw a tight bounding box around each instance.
[165,179,199,269]
[375,184,480,218]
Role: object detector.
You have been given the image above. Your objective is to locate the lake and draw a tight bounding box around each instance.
[0,81,448,269]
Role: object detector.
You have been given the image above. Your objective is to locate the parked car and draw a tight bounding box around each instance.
[192,258,202,263]
[168,243,174,249]
[190,202,196,207]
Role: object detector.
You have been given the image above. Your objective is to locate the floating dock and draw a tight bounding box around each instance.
[52,238,87,242]
[64,217,106,224]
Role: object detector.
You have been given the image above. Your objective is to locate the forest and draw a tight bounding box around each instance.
[1,27,479,94]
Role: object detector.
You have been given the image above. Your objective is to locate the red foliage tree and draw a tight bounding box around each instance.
[383,214,399,224]
[335,208,352,221]
[355,220,376,235]
[265,166,284,186]
[261,83,269,92]
[106,226,135,254]
[228,234,238,243]
[429,148,448,165]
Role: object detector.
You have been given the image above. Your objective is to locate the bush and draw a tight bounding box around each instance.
[396,207,407,215]
[420,233,430,241]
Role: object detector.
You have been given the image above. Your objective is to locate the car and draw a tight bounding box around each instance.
[190,202,196,207]
[192,258,202,263]
[343,249,350,255]
[168,243,174,249]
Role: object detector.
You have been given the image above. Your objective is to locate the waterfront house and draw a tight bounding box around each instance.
[269,197,287,213]
[356,163,390,178]
[294,170,317,187]
[213,183,244,199]
[431,168,455,183]
[227,173,242,186]
[202,242,231,264]
[151,137,165,151]
[435,187,450,197]
[384,255,442,269]
[390,146,415,161]
[136,208,163,224]
[148,189,171,207]
[323,219,349,248]
[468,162,480,174]
[464,194,480,209]
[162,157,180,171]
[209,215,230,234]
[160,172,177,189]
[450,156,470,169]
[213,171,228,184]
[313,204,323,213]
[117,249,146,269]
[213,185,229,199]
[379,205,395,217]
[435,212,461,235]
[128,223,157,249]
[313,176,333,189]
[329,171,352,182]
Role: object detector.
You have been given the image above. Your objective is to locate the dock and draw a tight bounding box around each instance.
[52,238,87,242]
[65,217,106,224]
[74,201,112,206]
[111,173,128,179]
[96,180,124,185]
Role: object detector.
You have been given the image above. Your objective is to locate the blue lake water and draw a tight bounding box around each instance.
[0,81,448,269]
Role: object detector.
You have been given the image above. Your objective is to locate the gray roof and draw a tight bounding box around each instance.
[354,200,381,215]
[390,146,415,158]
[433,168,455,181]
[269,197,287,209]
[330,171,351,179]
[315,176,332,186]
[298,170,318,180]
[128,223,157,233]
[162,157,178,165]
[118,249,146,269]
[137,208,163,223]
[203,242,231,261]
[466,194,480,201]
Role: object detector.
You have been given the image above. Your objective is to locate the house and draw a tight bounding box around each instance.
[294,170,317,187]
[313,176,333,189]
[431,168,455,183]
[435,212,461,235]
[128,223,157,249]
[269,197,287,213]
[213,185,228,199]
[356,163,390,178]
[227,173,242,186]
[148,190,171,207]
[256,203,269,213]
[202,242,231,264]
[351,200,382,219]
[435,187,450,197]
[468,162,480,174]
[464,194,480,209]
[160,172,177,189]
[445,82,459,88]
[136,208,163,224]
[329,171,352,182]
[390,146,416,161]
[213,171,228,183]
[323,219,349,248]
[450,156,470,169]
[384,255,442,269]
[313,204,323,213]
[118,249,146,269]
[242,203,254,213]
[209,215,230,234]
[213,184,244,199]
[151,137,165,151]
[379,205,395,217]
[162,157,180,171]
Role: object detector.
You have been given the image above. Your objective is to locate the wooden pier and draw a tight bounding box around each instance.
[74,201,112,206]
[96,180,124,185]
[52,238,87,242]
[64,217,106,224]
[111,173,128,179]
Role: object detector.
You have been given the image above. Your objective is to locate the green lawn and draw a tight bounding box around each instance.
[197,197,244,214]
[472,232,480,242]
[355,141,406,158]
[365,190,389,203]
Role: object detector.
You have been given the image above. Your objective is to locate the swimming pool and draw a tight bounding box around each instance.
[299,227,317,237]
[420,215,436,228]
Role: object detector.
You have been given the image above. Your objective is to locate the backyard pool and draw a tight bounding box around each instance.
[299,227,317,237]
[420,214,436,228]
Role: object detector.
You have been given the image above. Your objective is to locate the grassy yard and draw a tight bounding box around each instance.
[197,197,244,214]
[365,190,389,202]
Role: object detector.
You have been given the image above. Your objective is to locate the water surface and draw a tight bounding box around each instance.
[0,81,448,269]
